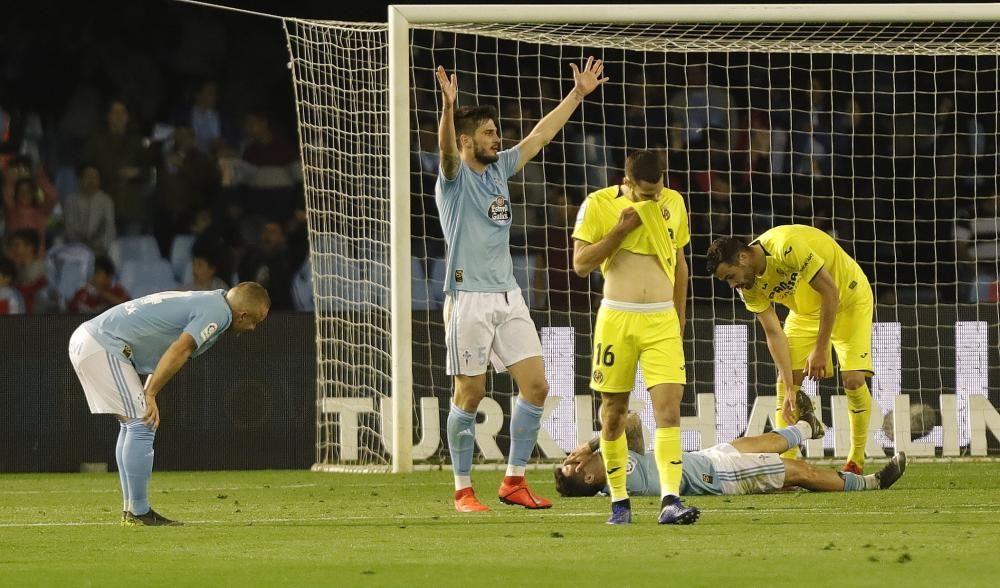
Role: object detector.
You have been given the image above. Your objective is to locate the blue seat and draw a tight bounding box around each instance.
[170,234,196,282]
[47,243,95,306]
[119,259,179,298]
[292,257,314,312]
[109,235,161,269]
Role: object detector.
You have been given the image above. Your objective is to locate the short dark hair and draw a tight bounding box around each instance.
[0,257,16,280]
[94,255,116,277]
[453,105,497,141]
[624,150,664,185]
[705,236,748,275]
[553,466,603,498]
[76,161,100,177]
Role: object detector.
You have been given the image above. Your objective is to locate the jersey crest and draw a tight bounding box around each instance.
[487,196,511,224]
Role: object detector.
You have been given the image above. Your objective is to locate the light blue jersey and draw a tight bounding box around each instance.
[607,450,721,497]
[435,146,521,292]
[83,290,233,374]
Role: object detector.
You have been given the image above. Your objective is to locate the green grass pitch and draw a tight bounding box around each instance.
[2,462,999,587]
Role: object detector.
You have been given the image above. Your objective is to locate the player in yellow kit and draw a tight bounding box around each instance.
[706,225,874,473]
[572,150,699,525]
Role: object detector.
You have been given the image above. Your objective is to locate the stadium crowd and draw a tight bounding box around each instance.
[0,3,309,315]
[2,5,999,316]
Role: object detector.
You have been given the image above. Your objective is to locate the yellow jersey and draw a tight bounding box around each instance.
[572,185,690,277]
[738,224,871,316]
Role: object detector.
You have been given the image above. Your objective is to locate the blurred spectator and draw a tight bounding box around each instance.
[190,81,224,155]
[528,187,599,311]
[667,63,732,148]
[62,163,116,255]
[4,177,57,250]
[5,228,55,313]
[238,221,292,310]
[0,256,25,314]
[229,111,301,221]
[153,121,220,256]
[182,252,229,292]
[81,99,152,234]
[955,193,1000,303]
[67,255,129,314]
[3,154,58,239]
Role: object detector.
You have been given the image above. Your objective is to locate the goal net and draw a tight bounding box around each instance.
[284,4,1000,472]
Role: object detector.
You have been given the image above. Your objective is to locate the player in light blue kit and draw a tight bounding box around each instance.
[555,394,906,503]
[434,58,608,512]
[67,283,270,525]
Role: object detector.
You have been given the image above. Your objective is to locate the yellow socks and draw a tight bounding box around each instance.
[654,427,682,497]
[599,432,629,502]
[846,383,872,468]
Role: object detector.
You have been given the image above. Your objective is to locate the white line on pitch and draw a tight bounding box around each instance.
[3,507,1000,528]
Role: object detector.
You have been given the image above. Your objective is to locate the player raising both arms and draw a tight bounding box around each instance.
[706,225,875,473]
[434,57,607,512]
[571,150,699,525]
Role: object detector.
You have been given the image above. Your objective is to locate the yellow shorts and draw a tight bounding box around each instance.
[589,300,686,393]
[784,298,874,378]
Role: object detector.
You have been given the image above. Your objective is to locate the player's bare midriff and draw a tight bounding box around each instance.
[602,249,674,304]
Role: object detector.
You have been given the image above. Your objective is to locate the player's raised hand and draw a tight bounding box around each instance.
[563,443,595,473]
[435,66,458,107]
[614,206,642,236]
[570,56,609,98]
[804,347,828,382]
[781,393,798,425]
[143,394,160,430]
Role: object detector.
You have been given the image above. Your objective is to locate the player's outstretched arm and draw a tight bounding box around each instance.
[673,248,690,336]
[141,333,197,429]
[515,56,608,172]
[435,65,461,180]
[757,307,799,422]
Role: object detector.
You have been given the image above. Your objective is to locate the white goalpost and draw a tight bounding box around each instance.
[282,4,1000,473]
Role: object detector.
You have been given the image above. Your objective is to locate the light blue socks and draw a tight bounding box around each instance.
[123,418,156,515]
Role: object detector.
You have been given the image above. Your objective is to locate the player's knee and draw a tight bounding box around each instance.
[842,371,866,390]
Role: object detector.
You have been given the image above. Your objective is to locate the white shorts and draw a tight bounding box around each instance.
[702,443,786,496]
[443,288,542,376]
[68,326,146,419]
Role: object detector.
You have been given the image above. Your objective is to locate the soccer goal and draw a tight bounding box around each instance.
[283,4,1000,473]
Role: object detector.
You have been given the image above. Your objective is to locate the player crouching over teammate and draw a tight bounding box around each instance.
[556,391,906,505]
[68,283,270,526]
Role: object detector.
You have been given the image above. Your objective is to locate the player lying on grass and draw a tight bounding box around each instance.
[555,391,905,504]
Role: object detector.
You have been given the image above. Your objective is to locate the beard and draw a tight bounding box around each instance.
[474,145,500,165]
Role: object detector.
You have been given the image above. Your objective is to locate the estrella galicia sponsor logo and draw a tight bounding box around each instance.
[200,322,218,342]
[487,196,511,224]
